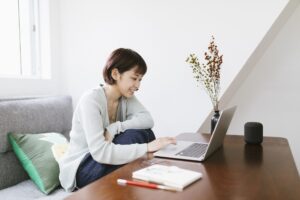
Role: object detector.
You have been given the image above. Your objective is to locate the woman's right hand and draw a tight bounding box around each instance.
[147,137,177,152]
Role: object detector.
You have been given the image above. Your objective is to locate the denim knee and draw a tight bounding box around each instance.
[76,153,122,189]
[113,129,155,145]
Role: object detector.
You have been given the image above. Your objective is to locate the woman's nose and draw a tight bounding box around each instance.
[134,81,140,90]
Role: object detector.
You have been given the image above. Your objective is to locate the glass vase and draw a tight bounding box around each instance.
[211,110,220,134]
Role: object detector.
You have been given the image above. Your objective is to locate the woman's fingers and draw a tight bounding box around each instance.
[147,137,177,152]
[166,137,177,144]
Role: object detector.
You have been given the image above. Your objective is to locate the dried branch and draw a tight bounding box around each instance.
[186,36,223,111]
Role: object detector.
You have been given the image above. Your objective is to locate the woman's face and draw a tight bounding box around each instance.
[114,66,143,98]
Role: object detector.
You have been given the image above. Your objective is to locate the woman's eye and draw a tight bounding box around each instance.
[131,77,137,81]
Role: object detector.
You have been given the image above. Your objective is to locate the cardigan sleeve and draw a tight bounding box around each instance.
[105,95,154,138]
[77,92,147,165]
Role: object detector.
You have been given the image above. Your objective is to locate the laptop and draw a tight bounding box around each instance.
[153,106,237,161]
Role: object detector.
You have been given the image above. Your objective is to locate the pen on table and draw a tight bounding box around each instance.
[117,179,181,192]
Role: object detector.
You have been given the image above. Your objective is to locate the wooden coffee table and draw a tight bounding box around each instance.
[65,133,300,200]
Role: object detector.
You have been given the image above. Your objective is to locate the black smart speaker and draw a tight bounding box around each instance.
[244,122,263,144]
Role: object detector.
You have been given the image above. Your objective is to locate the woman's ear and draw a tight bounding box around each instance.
[111,68,120,81]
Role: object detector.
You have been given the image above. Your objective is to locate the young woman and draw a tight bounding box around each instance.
[59,48,176,191]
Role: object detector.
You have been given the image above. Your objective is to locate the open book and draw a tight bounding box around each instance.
[132,164,202,191]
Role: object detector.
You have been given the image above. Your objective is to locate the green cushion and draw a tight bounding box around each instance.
[8,132,68,194]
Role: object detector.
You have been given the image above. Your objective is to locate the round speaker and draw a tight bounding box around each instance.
[244,122,263,144]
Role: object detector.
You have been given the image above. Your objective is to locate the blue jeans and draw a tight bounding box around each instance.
[75,129,155,189]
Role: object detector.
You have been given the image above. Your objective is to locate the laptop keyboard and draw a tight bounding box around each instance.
[176,143,208,158]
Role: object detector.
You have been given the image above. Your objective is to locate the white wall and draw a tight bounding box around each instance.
[0,0,62,98]
[58,0,288,137]
[228,3,300,173]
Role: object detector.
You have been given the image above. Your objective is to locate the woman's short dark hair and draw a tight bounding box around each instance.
[103,48,147,85]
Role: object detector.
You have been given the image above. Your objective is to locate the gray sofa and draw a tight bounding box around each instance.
[0,96,73,199]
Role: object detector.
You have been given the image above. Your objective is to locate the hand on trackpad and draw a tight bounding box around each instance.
[161,143,178,152]
[148,137,176,152]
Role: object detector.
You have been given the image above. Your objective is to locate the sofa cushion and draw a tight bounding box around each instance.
[0,180,70,200]
[0,151,29,190]
[0,96,72,153]
[0,95,72,190]
[8,132,69,194]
